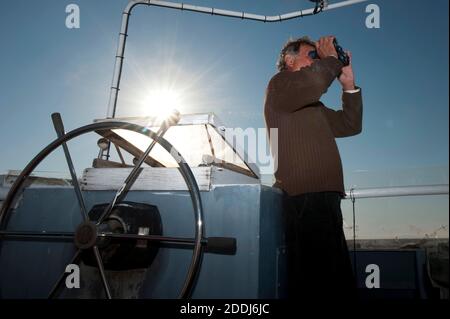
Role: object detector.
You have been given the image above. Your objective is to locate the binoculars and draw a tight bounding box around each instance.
[308,38,350,66]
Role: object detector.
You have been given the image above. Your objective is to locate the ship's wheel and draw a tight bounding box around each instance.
[0,113,235,299]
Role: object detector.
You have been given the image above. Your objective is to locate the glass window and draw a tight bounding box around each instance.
[112,124,251,174]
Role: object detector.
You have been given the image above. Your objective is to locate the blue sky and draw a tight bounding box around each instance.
[0,0,448,238]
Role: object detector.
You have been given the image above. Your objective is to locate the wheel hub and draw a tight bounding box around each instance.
[83,202,163,270]
[74,221,97,250]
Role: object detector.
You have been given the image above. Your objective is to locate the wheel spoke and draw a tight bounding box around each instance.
[92,245,112,299]
[99,232,200,245]
[51,113,89,222]
[0,230,74,241]
[99,233,236,255]
[96,127,167,226]
[48,249,82,298]
[94,112,182,227]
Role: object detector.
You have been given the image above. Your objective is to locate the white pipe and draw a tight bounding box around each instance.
[106,0,368,119]
[145,0,368,23]
[325,0,368,10]
[344,184,449,200]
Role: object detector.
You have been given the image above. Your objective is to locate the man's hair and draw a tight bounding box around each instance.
[276,36,316,71]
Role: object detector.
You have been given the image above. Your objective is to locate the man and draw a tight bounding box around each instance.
[264,36,363,299]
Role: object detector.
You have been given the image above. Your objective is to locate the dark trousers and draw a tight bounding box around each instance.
[283,191,356,299]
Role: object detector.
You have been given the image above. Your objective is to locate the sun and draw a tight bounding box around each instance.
[142,88,183,120]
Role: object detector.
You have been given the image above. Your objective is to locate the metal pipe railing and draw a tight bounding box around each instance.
[344,184,449,200]
[106,0,368,119]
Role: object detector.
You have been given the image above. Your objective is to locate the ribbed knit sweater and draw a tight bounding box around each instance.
[264,56,363,196]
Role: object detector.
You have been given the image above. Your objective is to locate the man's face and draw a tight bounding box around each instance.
[287,44,318,71]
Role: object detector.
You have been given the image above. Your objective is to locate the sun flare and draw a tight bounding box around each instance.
[142,88,183,120]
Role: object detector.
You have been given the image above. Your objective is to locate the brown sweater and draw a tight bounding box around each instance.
[264,56,363,196]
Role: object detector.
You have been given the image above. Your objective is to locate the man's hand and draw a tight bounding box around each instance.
[338,51,356,91]
[315,36,338,59]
